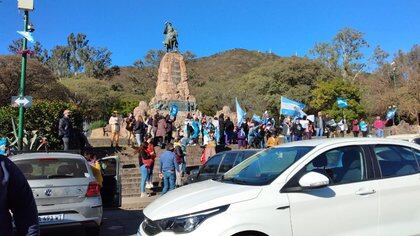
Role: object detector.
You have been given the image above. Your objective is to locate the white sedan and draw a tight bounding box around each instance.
[138,138,420,236]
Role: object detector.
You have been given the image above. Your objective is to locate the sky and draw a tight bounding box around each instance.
[0,0,419,66]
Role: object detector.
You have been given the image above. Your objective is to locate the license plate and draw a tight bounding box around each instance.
[38,214,64,224]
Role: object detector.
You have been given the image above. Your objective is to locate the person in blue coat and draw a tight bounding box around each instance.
[191,118,200,144]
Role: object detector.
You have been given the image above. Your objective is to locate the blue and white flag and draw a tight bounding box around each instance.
[17,31,35,43]
[235,98,246,125]
[337,98,348,108]
[0,137,7,156]
[280,96,306,117]
[169,104,179,118]
[252,114,262,124]
[386,107,397,120]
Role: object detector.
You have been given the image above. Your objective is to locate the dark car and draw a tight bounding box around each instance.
[186,149,260,184]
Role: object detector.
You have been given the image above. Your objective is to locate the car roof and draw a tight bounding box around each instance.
[10,152,85,161]
[277,138,419,149]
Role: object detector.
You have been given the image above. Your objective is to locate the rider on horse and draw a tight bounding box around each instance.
[163,22,179,52]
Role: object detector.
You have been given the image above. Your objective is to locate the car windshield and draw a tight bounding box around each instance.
[221,146,314,186]
[15,158,89,180]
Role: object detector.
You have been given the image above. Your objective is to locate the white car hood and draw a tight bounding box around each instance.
[144,180,262,220]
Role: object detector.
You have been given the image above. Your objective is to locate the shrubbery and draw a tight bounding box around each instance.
[0,100,83,149]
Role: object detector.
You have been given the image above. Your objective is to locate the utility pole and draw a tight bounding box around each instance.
[17,10,29,150]
[17,0,34,150]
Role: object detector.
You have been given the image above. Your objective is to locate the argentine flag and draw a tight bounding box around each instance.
[386,107,397,120]
[235,98,246,125]
[17,31,35,43]
[252,114,262,124]
[337,98,348,108]
[280,96,306,117]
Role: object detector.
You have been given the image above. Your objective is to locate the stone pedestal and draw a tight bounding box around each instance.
[150,52,196,108]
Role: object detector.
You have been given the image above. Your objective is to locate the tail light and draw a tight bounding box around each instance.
[86,181,100,197]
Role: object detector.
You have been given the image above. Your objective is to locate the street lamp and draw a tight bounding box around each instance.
[16,0,34,150]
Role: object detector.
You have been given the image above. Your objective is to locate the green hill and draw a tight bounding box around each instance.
[57,48,337,118]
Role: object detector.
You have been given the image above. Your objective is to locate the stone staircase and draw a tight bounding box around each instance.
[89,137,234,201]
[118,145,204,198]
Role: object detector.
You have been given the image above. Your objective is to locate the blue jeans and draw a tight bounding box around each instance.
[147,162,154,183]
[375,129,384,138]
[140,165,149,193]
[316,128,323,137]
[162,171,175,194]
[284,135,291,143]
[136,134,144,146]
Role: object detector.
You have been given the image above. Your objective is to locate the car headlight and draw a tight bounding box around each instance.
[143,205,229,234]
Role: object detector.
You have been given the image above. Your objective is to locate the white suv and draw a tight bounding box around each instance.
[138,138,420,236]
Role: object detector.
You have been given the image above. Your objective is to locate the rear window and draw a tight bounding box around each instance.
[15,158,89,180]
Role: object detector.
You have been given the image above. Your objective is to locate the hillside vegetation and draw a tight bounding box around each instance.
[1,28,419,125]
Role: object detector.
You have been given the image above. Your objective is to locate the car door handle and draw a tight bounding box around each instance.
[355,189,376,196]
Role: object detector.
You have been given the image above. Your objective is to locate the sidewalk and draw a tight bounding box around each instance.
[121,195,159,210]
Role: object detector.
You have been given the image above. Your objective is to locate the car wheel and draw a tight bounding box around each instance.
[85,226,100,236]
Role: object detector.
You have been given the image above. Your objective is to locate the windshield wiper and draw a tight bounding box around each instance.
[222,177,249,185]
[47,174,73,179]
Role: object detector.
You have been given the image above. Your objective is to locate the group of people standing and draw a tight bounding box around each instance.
[281,112,388,142]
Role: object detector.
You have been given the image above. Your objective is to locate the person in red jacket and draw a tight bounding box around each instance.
[138,142,153,197]
[352,119,360,137]
[145,136,156,189]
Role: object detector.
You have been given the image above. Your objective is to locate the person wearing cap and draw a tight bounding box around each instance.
[59,109,73,150]
[109,111,122,147]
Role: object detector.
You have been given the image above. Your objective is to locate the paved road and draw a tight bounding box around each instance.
[41,208,144,236]
[100,208,144,236]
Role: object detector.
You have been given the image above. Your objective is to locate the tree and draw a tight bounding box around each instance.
[8,39,49,63]
[133,59,144,69]
[310,78,365,121]
[310,28,369,80]
[309,42,339,72]
[48,45,71,77]
[358,45,419,124]
[370,45,389,68]
[334,28,369,79]
[183,50,196,62]
[0,55,70,106]
[84,47,112,78]
[144,49,165,67]
[67,33,90,74]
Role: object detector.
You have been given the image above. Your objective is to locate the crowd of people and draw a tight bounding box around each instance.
[99,109,393,197]
[56,107,394,196]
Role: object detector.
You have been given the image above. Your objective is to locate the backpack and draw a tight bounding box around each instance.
[175,146,184,164]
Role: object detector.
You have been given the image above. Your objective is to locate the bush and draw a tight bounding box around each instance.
[0,100,83,149]
[89,120,107,130]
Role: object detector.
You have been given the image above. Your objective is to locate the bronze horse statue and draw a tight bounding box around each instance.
[163,22,178,52]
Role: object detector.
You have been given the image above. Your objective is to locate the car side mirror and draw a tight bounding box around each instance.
[299,171,329,189]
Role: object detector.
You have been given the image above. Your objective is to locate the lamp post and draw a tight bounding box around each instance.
[17,0,34,150]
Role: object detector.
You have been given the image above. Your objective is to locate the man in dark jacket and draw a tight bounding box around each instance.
[224,117,235,144]
[0,157,39,236]
[218,114,225,145]
[291,118,304,141]
[58,109,73,150]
